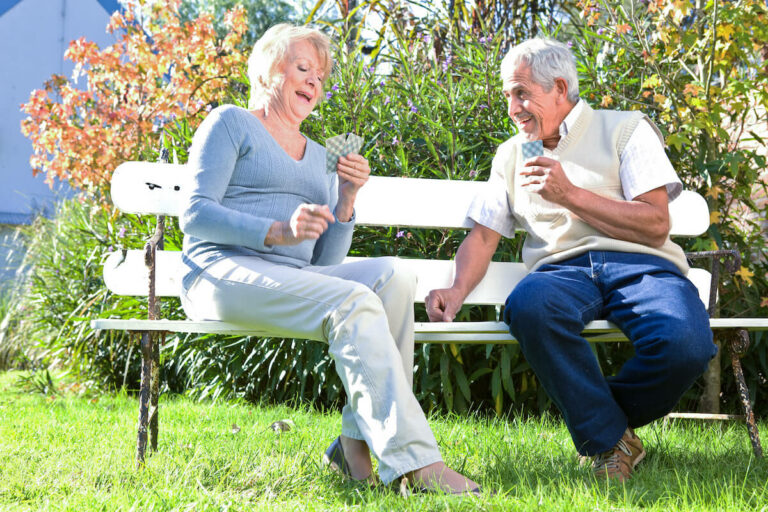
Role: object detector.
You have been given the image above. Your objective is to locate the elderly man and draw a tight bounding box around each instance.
[426,38,717,481]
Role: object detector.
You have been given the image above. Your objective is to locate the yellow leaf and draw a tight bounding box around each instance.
[654,93,667,105]
[760,297,768,309]
[449,344,463,364]
[601,95,614,107]
[616,24,632,35]
[709,211,722,224]
[735,266,754,286]
[705,185,724,199]
[717,24,735,40]
[642,74,661,89]
[672,0,690,15]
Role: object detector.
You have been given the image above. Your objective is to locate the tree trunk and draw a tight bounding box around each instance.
[699,338,721,413]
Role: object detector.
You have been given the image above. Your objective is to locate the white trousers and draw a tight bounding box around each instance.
[180,255,442,483]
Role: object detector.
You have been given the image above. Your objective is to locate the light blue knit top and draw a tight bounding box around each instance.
[180,105,355,291]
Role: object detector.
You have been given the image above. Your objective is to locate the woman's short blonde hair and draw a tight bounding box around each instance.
[247,24,333,110]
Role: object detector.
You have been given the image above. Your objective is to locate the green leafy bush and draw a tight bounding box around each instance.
[567,0,768,414]
[4,1,766,419]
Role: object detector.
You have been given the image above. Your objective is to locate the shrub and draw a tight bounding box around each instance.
[6,1,766,419]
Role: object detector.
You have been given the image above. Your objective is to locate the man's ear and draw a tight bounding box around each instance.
[554,77,569,102]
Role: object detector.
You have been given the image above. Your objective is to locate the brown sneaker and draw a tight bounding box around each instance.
[591,428,645,482]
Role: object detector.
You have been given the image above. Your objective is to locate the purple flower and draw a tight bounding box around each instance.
[108,245,114,252]
[380,80,385,87]
[205,104,213,112]
[384,96,390,105]
[407,99,418,113]
[597,28,605,35]
[118,227,126,238]
[469,170,478,178]
[396,230,405,238]
[479,104,488,110]
[391,136,398,144]
[332,84,340,91]
[442,55,453,72]
[326,91,333,99]
[567,41,573,48]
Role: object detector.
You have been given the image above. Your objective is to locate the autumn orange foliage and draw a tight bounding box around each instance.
[20,0,248,197]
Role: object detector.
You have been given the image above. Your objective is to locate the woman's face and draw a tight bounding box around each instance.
[275,40,325,123]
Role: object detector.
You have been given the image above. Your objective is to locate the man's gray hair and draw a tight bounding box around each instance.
[501,38,579,103]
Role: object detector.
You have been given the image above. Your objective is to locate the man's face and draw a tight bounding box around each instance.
[502,64,562,142]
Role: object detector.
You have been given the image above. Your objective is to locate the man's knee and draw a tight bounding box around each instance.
[651,319,716,376]
[503,278,555,329]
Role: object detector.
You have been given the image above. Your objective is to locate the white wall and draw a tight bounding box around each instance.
[0,0,117,224]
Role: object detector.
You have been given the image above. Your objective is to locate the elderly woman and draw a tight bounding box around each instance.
[179,24,479,495]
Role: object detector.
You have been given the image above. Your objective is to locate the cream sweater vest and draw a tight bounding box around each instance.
[500,102,689,273]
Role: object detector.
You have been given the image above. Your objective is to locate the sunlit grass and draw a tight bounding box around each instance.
[1,370,766,511]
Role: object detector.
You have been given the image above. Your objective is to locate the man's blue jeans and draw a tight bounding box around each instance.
[504,251,717,456]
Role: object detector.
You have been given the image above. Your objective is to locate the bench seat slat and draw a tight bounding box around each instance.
[90,318,768,342]
[102,251,712,308]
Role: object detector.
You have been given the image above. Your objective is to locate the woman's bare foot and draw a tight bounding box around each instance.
[404,461,479,494]
[339,435,376,483]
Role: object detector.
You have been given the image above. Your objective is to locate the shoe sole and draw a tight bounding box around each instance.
[631,449,646,469]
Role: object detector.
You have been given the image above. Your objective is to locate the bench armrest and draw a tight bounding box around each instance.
[684,249,740,317]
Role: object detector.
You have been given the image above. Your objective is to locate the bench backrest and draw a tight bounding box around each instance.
[105,162,713,306]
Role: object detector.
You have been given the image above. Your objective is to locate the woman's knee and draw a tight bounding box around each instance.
[373,257,417,297]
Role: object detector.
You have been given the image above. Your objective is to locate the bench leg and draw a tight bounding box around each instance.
[728,329,763,458]
[149,332,162,452]
[136,330,152,468]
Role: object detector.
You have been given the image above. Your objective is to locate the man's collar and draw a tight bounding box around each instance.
[559,99,583,138]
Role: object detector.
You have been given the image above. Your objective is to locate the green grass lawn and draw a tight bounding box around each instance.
[1,370,766,511]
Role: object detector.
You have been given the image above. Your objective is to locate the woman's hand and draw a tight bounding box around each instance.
[265,204,335,246]
[335,153,370,222]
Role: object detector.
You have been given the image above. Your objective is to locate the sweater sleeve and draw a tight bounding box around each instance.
[179,108,274,251]
[310,171,355,266]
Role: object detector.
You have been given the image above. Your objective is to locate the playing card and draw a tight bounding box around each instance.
[325,134,346,174]
[521,139,543,159]
[345,133,364,155]
[326,133,365,174]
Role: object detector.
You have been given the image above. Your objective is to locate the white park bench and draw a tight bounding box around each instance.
[93,156,767,466]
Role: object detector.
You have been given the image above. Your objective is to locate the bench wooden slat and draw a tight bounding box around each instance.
[102,250,713,308]
[90,318,768,344]
[110,163,710,235]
